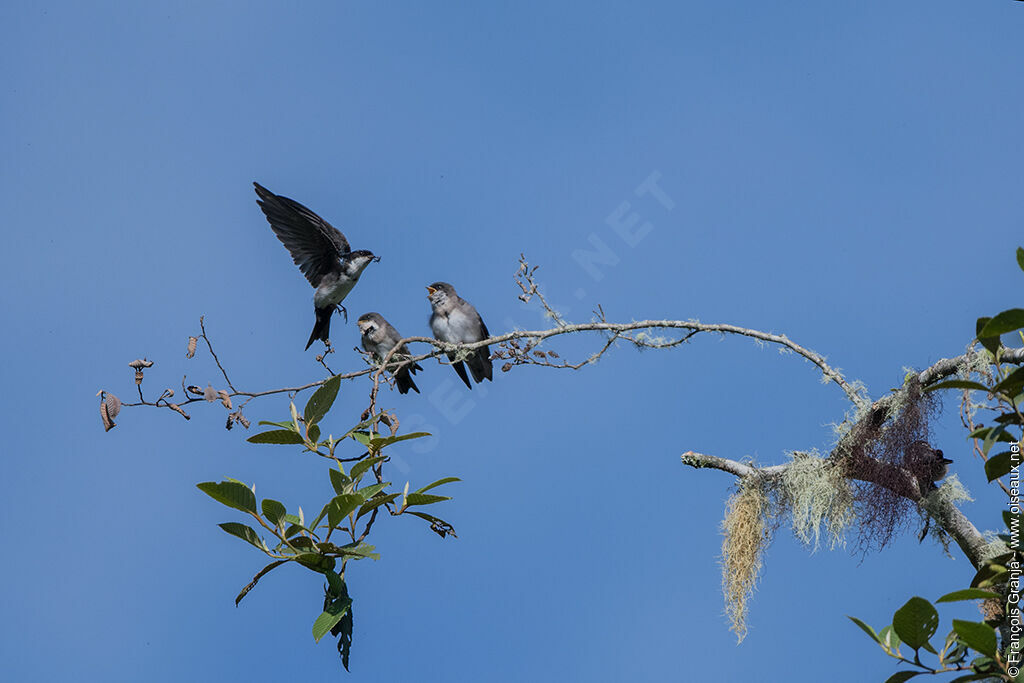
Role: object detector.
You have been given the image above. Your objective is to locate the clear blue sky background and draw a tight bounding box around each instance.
[2,2,1022,681]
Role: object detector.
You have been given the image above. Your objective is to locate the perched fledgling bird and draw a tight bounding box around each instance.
[427,282,492,389]
[357,312,422,395]
[254,182,379,350]
[904,440,953,489]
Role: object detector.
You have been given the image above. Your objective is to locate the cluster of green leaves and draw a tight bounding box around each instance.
[197,375,459,670]
[851,248,1024,682]
[851,590,1011,681]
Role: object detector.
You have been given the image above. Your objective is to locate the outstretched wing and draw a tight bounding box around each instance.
[254,182,350,286]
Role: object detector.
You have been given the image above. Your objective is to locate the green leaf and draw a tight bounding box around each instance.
[350,456,387,482]
[923,380,992,394]
[257,420,296,430]
[304,375,341,427]
[312,597,352,643]
[289,536,315,550]
[338,541,380,560]
[952,620,997,657]
[848,616,882,644]
[218,522,266,551]
[197,481,257,514]
[329,467,351,495]
[415,477,461,494]
[296,553,335,572]
[247,429,304,445]
[971,562,1008,588]
[967,426,993,440]
[1003,510,1024,534]
[307,424,321,444]
[993,367,1024,397]
[404,492,451,507]
[357,493,400,520]
[985,451,1014,481]
[892,597,938,651]
[979,309,1024,338]
[884,672,922,683]
[994,412,1024,426]
[879,625,902,655]
[936,589,997,603]
[324,569,345,597]
[283,523,306,539]
[405,510,457,537]
[976,317,1000,355]
[350,431,372,446]
[1016,246,1024,273]
[261,498,286,526]
[368,431,431,450]
[326,494,364,530]
[982,424,1010,456]
[356,482,388,500]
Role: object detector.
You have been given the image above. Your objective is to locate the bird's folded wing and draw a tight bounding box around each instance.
[254,183,350,286]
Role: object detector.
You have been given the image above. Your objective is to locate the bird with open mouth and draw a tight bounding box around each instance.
[254,182,379,350]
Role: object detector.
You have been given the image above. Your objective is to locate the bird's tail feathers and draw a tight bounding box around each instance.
[467,348,493,383]
[396,367,420,395]
[306,307,333,351]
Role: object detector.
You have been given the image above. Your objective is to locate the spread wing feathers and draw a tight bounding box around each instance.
[254,183,350,287]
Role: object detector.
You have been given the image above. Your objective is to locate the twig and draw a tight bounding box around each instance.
[200,316,236,393]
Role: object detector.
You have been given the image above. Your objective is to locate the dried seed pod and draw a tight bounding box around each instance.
[533,350,546,359]
[104,392,122,419]
[218,390,232,409]
[226,415,234,431]
[379,413,393,428]
[168,403,191,420]
[501,362,512,373]
[128,358,154,369]
[204,384,216,402]
[547,350,559,359]
[233,411,251,429]
[186,337,198,359]
[134,369,144,385]
[100,401,115,431]
[97,390,120,432]
[163,389,174,398]
[186,385,204,396]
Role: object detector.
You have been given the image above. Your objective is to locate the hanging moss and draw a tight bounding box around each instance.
[779,451,854,551]
[721,475,774,642]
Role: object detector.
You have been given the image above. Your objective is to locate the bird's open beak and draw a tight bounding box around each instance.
[426,286,436,295]
[372,256,381,263]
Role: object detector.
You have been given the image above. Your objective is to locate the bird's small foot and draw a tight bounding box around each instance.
[336,305,348,323]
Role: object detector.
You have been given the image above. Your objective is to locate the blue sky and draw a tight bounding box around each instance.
[2,2,1023,681]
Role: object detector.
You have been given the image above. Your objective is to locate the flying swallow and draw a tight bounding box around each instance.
[427,282,492,389]
[357,312,422,395]
[254,182,378,350]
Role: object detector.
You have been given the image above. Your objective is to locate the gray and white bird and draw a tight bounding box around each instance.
[254,182,379,350]
[427,282,492,389]
[357,312,422,395]
[904,440,953,488]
